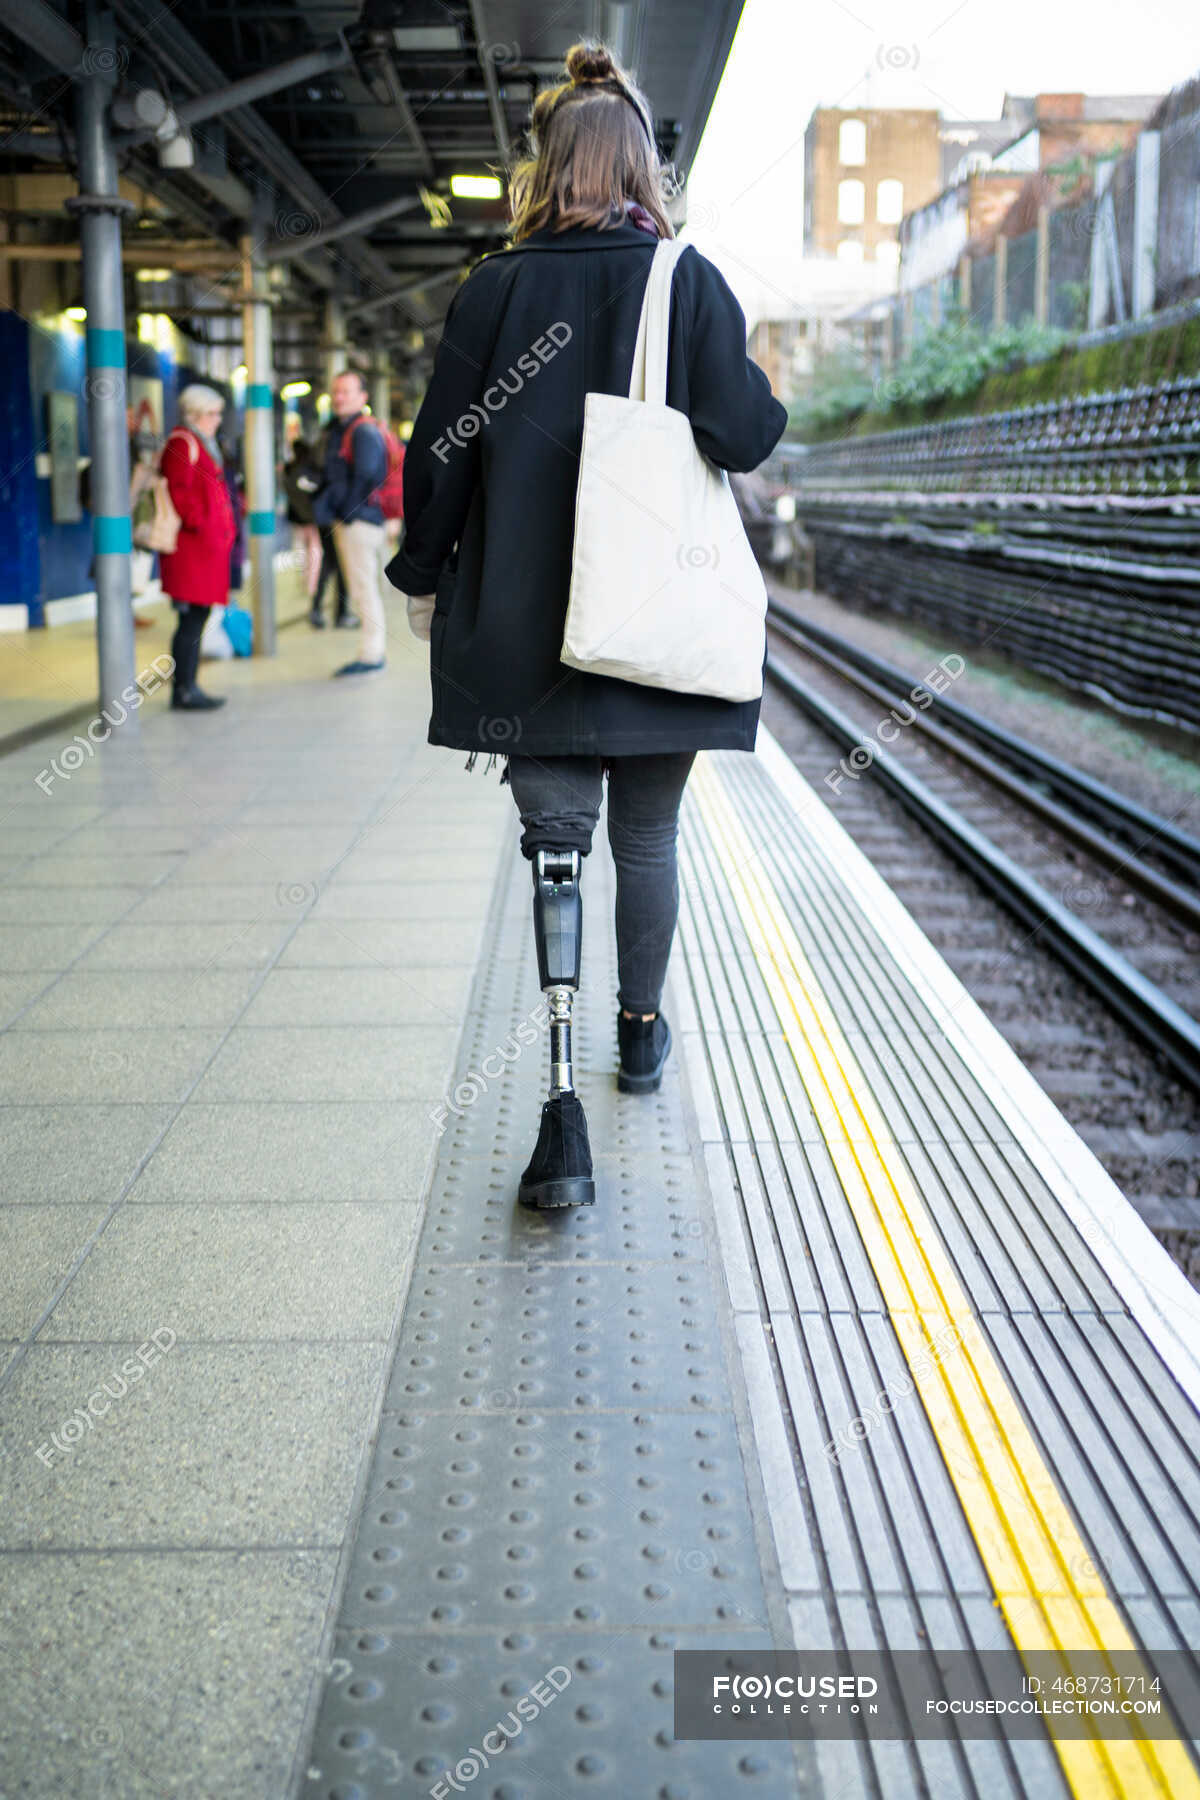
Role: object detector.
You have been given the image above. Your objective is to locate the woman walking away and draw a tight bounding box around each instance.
[160,384,236,711]
[387,39,787,1208]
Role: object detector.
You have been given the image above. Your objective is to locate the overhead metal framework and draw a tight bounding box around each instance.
[0,0,745,713]
[0,0,747,361]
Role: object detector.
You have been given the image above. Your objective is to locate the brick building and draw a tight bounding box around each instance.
[803,107,944,267]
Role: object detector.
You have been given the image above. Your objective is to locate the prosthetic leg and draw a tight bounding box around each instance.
[517,849,596,1208]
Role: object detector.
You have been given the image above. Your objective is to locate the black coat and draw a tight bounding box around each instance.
[386,219,789,756]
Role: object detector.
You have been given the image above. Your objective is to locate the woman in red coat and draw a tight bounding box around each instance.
[160,384,237,710]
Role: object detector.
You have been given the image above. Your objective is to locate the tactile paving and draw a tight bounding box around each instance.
[382,1264,724,1414]
[300,819,808,1798]
[307,1627,798,1800]
[343,1409,765,1631]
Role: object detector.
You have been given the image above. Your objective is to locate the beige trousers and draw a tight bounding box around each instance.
[333,519,386,662]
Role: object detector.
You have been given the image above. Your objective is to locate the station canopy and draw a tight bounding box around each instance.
[1,0,745,376]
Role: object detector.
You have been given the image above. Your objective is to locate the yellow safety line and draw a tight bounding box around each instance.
[690,755,1200,1800]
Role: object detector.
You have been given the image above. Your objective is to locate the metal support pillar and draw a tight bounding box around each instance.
[993,234,1007,329]
[68,10,136,722]
[1089,160,1114,330]
[322,295,346,398]
[1034,204,1050,326]
[371,353,391,426]
[1132,131,1160,320]
[240,233,276,656]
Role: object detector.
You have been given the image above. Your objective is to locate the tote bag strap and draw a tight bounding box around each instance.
[627,238,687,405]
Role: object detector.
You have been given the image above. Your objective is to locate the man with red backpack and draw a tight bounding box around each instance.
[313,369,404,676]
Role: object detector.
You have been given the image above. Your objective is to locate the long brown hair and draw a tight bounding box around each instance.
[506,40,675,243]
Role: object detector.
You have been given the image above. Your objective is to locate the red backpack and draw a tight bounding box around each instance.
[339,416,405,520]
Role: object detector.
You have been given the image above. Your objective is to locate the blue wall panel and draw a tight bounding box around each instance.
[0,310,42,615]
[3,308,248,620]
[28,316,91,611]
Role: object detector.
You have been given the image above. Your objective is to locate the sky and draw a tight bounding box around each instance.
[684,0,1197,329]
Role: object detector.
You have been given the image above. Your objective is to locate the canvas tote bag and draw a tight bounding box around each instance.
[131,429,194,556]
[560,237,768,703]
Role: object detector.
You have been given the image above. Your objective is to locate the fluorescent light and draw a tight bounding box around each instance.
[391,25,459,51]
[280,380,311,400]
[135,267,172,281]
[232,364,248,381]
[65,306,87,322]
[449,173,503,201]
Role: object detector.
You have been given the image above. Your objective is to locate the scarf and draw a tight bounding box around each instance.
[623,198,659,237]
[193,429,223,470]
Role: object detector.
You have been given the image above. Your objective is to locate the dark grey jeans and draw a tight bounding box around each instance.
[505,752,697,1016]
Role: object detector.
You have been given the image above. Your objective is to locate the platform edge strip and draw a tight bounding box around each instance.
[751,723,1200,1418]
[689,749,1200,1800]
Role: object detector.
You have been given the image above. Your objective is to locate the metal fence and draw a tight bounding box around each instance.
[774,374,1200,496]
[1047,205,1093,331]
[882,105,1200,353]
[766,376,1200,729]
[1158,111,1200,305]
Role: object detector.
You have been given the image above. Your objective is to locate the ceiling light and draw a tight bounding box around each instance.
[449,173,503,200]
[135,268,172,281]
[391,25,459,51]
[280,380,312,399]
[65,306,87,322]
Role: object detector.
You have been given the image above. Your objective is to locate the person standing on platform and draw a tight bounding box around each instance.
[386,40,787,1208]
[314,370,388,675]
[283,438,325,621]
[159,384,236,711]
[310,421,357,630]
[314,515,356,630]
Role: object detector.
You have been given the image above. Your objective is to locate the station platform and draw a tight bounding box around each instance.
[0,563,310,758]
[1,601,1199,1800]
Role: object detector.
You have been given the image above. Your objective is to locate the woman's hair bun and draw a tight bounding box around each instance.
[565,41,618,84]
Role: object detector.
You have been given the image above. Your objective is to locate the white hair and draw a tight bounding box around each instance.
[178,383,225,423]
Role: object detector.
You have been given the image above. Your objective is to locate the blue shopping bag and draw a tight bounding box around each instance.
[224,601,253,657]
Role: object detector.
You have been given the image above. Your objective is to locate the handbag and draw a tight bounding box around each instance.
[560,237,768,703]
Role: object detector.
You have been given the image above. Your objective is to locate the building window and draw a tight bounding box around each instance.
[877,179,904,224]
[839,118,866,165]
[876,239,901,266]
[837,239,865,264]
[837,179,865,225]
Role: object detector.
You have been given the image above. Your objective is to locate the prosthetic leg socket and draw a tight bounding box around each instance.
[532,848,581,1097]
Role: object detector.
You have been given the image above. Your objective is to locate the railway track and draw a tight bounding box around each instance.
[762,597,1200,1283]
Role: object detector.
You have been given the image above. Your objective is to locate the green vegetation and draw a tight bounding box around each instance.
[786,307,1200,443]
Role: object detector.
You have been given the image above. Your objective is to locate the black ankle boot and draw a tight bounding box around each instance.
[617,1010,671,1093]
[518,1092,595,1208]
[171,686,227,711]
